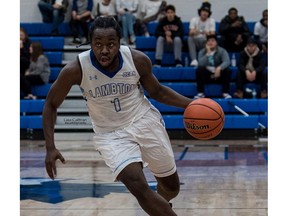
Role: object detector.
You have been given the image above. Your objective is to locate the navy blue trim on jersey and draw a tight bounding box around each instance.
[89,50,123,78]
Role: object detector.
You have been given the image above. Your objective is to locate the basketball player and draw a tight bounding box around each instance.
[43,16,192,216]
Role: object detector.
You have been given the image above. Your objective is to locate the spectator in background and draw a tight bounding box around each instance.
[219,7,251,52]
[92,0,117,20]
[134,0,167,37]
[20,27,31,76]
[116,0,139,46]
[234,37,267,99]
[20,42,51,100]
[38,0,69,35]
[254,9,268,53]
[194,34,232,99]
[154,4,184,67]
[187,1,215,67]
[70,0,93,44]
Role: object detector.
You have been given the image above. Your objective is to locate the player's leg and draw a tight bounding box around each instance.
[117,162,177,216]
[154,171,180,202]
[93,127,176,215]
[132,108,180,203]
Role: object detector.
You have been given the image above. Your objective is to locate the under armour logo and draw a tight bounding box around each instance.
[89,75,98,80]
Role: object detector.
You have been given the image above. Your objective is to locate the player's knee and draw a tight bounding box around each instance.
[118,171,151,197]
[167,183,180,197]
[158,181,180,198]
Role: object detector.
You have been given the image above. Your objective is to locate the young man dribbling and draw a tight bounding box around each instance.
[43,16,192,216]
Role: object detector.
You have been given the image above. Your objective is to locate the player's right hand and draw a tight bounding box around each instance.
[45,148,66,180]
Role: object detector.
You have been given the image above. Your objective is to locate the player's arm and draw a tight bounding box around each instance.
[43,59,82,179]
[131,49,192,109]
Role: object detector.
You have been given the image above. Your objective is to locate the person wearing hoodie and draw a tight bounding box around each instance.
[219,7,251,52]
[154,4,184,67]
[234,37,267,99]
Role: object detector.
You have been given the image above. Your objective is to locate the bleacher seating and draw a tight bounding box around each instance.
[20,23,72,36]
[44,52,63,65]
[21,21,256,37]
[30,36,65,50]
[20,98,268,130]
[19,21,268,139]
[30,66,241,98]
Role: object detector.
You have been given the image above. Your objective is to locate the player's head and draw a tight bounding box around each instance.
[89,16,122,69]
[89,16,121,42]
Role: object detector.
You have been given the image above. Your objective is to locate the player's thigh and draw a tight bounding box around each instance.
[93,132,143,180]
[133,108,176,177]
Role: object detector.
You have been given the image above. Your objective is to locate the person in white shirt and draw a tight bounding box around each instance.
[254,9,268,52]
[93,0,117,20]
[187,1,215,67]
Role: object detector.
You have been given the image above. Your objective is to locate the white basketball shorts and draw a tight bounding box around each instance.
[93,107,177,181]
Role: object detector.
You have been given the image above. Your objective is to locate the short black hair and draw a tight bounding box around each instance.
[89,16,122,41]
[206,34,218,42]
[165,4,176,12]
[228,7,238,13]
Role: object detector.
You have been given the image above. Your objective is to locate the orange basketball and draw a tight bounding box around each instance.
[183,98,225,140]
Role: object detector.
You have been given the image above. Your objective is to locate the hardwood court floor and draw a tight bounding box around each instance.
[20,138,268,216]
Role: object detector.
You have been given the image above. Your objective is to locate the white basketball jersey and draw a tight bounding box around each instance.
[78,46,152,132]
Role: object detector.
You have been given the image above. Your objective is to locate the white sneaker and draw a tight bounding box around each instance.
[190,59,198,67]
[194,92,205,99]
[130,34,136,43]
[222,93,232,99]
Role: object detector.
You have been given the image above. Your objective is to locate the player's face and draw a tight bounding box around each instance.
[91,28,120,70]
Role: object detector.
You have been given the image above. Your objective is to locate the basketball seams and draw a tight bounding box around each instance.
[186,103,222,118]
[184,116,221,121]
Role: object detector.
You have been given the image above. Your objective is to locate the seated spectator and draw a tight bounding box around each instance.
[154,4,184,67]
[20,27,31,76]
[187,1,215,67]
[254,9,268,53]
[116,0,139,45]
[70,0,94,44]
[234,37,267,99]
[134,0,167,37]
[20,42,51,100]
[38,0,69,35]
[219,7,251,52]
[92,0,117,20]
[194,34,232,99]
